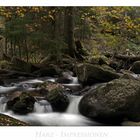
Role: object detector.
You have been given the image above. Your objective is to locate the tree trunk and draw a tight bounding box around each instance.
[18,42,22,59]
[54,10,62,39]
[5,38,8,55]
[10,40,13,57]
[13,40,16,57]
[64,7,75,57]
[24,40,29,62]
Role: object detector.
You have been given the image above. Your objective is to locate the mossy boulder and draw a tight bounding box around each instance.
[46,87,69,112]
[11,57,39,73]
[0,60,13,70]
[7,92,36,115]
[130,61,140,74]
[79,78,140,124]
[89,55,109,65]
[39,54,75,74]
[33,64,62,77]
[38,81,64,91]
[101,64,116,72]
[0,57,39,73]
[76,63,120,86]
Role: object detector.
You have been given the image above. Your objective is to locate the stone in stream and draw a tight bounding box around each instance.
[34,82,70,112]
[56,77,72,84]
[79,77,140,124]
[76,63,120,86]
[7,92,36,115]
[46,86,69,112]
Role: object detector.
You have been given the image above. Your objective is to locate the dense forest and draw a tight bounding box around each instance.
[0,7,140,126]
[0,7,140,63]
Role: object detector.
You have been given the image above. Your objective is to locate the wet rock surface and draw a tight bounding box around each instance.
[1,63,140,126]
[7,92,36,115]
[79,78,140,124]
[46,87,69,112]
[76,63,120,86]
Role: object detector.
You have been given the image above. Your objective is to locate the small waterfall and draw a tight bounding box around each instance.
[62,77,81,91]
[66,95,82,114]
[66,76,80,85]
[71,77,79,84]
[0,97,7,112]
[4,94,96,126]
[0,76,103,126]
[34,100,53,113]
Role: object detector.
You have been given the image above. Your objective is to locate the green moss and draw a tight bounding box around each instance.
[47,87,64,101]
[0,60,12,69]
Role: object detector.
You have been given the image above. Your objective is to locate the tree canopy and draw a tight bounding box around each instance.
[0,7,140,62]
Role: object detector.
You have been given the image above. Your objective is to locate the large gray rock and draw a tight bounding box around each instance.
[76,63,120,86]
[79,78,140,124]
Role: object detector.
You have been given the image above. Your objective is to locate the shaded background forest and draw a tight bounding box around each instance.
[0,7,140,64]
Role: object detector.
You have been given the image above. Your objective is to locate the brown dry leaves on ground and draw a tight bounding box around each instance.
[0,114,29,126]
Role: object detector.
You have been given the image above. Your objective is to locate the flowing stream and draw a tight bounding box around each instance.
[0,93,97,126]
[0,74,101,126]
[0,93,99,126]
[1,73,139,126]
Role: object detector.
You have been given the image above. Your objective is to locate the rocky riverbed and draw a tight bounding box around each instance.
[1,57,140,126]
